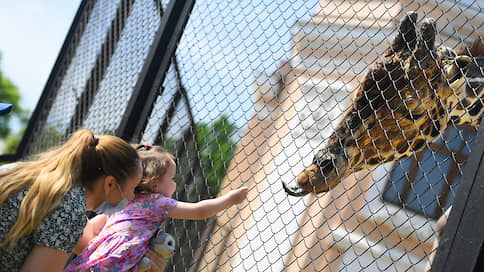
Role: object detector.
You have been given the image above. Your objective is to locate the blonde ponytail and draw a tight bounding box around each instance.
[0,129,139,249]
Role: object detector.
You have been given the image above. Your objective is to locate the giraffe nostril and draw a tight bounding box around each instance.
[319,159,335,176]
[455,55,471,71]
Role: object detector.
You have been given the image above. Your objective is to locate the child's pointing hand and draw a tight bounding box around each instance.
[228,187,248,205]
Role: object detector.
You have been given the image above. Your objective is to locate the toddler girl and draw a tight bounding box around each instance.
[65,144,248,271]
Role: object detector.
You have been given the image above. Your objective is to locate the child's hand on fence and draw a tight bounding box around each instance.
[228,187,248,205]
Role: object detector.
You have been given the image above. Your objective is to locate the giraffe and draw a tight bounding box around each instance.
[283,12,483,197]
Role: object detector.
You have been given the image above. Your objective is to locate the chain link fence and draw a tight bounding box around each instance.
[7,0,484,271]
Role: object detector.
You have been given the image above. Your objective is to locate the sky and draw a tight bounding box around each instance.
[0,0,320,137]
[175,0,319,131]
[0,1,81,113]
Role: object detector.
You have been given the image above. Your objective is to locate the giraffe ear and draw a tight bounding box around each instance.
[387,11,418,55]
[416,18,437,55]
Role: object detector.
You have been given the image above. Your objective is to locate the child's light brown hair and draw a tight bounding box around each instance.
[133,144,175,195]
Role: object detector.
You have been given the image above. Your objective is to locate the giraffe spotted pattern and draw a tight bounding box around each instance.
[283,12,484,196]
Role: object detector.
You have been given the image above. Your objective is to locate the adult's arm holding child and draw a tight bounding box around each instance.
[167,187,248,220]
[20,246,70,272]
[73,214,108,255]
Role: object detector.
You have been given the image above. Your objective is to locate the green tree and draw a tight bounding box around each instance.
[196,114,237,196]
[0,51,30,153]
[160,115,237,197]
[159,115,237,272]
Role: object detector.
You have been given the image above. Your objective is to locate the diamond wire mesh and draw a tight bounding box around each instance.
[82,0,161,133]
[21,0,484,271]
[29,0,121,153]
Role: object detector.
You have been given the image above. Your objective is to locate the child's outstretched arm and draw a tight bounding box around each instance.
[167,187,248,220]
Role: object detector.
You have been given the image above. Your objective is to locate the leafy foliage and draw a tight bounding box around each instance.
[160,115,237,198]
[0,52,30,153]
[196,114,236,196]
[161,115,237,272]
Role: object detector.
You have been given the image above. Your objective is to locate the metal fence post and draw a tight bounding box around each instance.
[431,116,484,272]
[116,0,196,142]
[66,0,136,137]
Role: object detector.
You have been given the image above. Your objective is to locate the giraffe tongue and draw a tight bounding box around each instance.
[282,181,311,197]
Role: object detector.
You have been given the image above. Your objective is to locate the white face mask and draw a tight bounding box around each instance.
[94,182,129,216]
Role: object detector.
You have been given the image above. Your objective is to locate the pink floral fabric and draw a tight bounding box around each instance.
[64,194,177,272]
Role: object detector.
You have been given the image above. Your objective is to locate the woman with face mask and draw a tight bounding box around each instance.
[0,129,146,272]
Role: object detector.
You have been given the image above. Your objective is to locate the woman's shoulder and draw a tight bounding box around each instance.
[34,184,87,252]
[39,184,86,223]
[0,183,85,228]
[49,184,87,227]
[0,183,88,261]
[35,184,86,221]
[57,184,86,216]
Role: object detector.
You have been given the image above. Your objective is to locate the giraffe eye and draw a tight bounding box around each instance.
[404,93,417,104]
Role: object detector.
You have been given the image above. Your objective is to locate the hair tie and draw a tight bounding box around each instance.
[136,142,152,151]
[92,135,99,146]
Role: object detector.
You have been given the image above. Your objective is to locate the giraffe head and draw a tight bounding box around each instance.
[283,12,473,197]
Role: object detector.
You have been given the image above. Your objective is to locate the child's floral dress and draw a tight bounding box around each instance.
[64,194,177,272]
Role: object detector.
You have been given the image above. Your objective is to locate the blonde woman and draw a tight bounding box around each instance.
[0,129,146,271]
